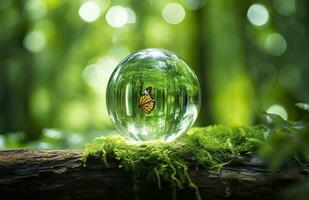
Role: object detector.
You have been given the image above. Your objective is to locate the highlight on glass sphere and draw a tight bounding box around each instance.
[106,48,201,142]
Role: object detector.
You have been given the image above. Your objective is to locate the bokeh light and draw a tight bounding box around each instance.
[126,8,136,24]
[279,65,301,89]
[264,33,287,56]
[24,0,47,20]
[60,101,89,130]
[23,30,46,53]
[266,104,288,121]
[182,0,205,10]
[82,56,118,93]
[108,44,130,61]
[162,3,186,25]
[105,6,128,28]
[79,1,101,22]
[247,4,269,26]
[273,0,296,16]
[43,129,61,139]
[30,87,50,123]
[0,135,4,148]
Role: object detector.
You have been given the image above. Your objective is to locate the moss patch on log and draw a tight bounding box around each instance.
[82,125,264,199]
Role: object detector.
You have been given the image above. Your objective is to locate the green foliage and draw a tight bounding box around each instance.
[256,103,309,200]
[259,104,309,170]
[295,103,309,112]
[82,125,264,199]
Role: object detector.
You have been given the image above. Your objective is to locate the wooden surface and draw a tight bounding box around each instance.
[0,149,307,200]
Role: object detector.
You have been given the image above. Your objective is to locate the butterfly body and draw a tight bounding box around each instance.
[138,87,155,114]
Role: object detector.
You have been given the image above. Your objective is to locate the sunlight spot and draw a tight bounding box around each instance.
[126,7,136,24]
[82,56,118,93]
[43,129,61,139]
[247,4,269,26]
[79,1,101,22]
[265,33,287,56]
[105,6,128,28]
[266,104,288,121]
[23,30,46,53]
[162,3,186,25]
[108,44,130,61]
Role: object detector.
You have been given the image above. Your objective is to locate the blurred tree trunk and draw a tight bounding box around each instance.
[196,5,211,126]
[131,0,146,49]
[0,1,40,138]
[204,0,254,125]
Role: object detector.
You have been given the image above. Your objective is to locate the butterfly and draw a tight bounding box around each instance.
[138,87,155,114]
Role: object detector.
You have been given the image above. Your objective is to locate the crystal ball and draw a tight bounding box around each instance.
[106,49,201,142]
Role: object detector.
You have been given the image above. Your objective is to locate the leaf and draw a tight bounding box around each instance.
[295,103,309,112]
[263,112,287,125]
[263,112,304,130]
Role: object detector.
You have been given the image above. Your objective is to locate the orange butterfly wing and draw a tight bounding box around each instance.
[139,93,155,114]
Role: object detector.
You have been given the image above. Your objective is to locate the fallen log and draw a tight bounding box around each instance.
[0,149,306,200]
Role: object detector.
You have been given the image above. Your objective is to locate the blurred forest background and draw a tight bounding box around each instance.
[0,0,308,149]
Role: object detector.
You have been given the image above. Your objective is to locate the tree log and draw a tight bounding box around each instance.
[0,149,307,200]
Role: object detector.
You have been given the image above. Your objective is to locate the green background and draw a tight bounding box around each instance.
[0,0,308,148]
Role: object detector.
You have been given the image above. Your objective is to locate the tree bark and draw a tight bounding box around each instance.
[0,149,306,200]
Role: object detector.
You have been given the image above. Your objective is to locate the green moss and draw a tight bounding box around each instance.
[82,125,264,199]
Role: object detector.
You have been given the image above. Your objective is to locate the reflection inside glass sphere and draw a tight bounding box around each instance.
[106,48,201,142]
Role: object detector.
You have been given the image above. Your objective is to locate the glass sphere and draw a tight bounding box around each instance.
[106,49,201,142]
